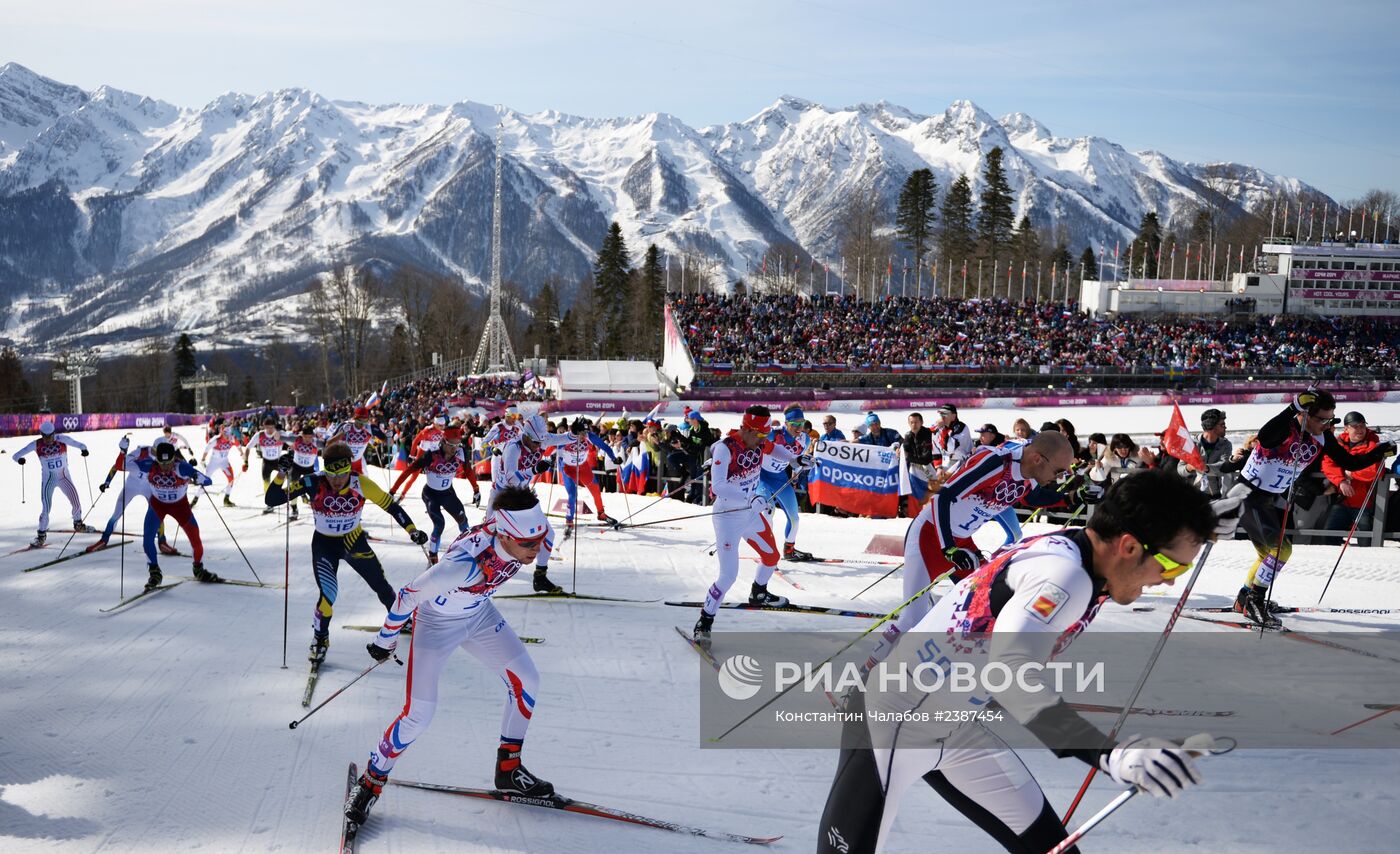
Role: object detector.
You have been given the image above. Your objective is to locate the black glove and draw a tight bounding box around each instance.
[794,453,814,472]
[99,481,110,493]
[366,642,393,663]
[1377,442,1396,458]
[278,454,294,474]
[1075,480,1105,505]
[534,460,552,474]
[492,447,503,457]
[943,546,982,574]
[408,529,428,545]
[16,457,25,465]
[80,449,90,457]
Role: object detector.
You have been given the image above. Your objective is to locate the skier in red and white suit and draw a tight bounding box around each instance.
[693,405,810,642]
[344,486,557,828]
[201,423,244,504]
[330,407,387,475]
[13,421,89,547]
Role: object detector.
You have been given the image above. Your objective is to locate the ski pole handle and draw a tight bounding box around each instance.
[1047,789,1136,854]
[288,654,401,730]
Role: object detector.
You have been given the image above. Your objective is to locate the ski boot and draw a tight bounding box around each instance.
[309,632,330,664]
[749,582,789,609]
[693,611,714,645]
[222,495,235,507]
[30,531,47,549]
[1242,586,1282,628]
[783,543,814,562]
[145,564,163,591]
[84,537,110,554]
[192,562,223,583]
[427,552,439,566]
[597,513,621,530]
[472,491,482,507]
[158,539,180,556]
[261,506,275,516]
[345,768,387,825]
[533,567,563,595]
[71,520,92,534]
[495,743,555,797]
[1234,586,1285,616]
[290,504,299,520]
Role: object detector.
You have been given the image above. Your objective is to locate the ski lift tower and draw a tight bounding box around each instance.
[52,351,98,414]
[469,121,520,376]
[180,366,228,414]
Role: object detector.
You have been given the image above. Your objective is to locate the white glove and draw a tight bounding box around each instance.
[1209,494,1246,539]
[1101,734,1206,798]
[750,494,771,515]
[119,436,130,451]
[793,453,814,473]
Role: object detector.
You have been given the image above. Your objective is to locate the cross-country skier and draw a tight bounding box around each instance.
[819,469,1232,854]
[13,421,90,547]
[392,415,444,501]
[756,404,813,562]
[490,414,571,594]
[388,427,471,563]
[265,441,428,663]
[160,424,195,460]
[481,404,523,455]
[858,432,1089,678]
[330,407,387,475]
[1220,388,1394,626]
[135,439,217,589]
[694,405,811,643]
[282,423,322,520]
[344,486,556,827]
[245,416,291,512]
[201,422,244,506]
[556,416,621,530]
[88,436,177,555]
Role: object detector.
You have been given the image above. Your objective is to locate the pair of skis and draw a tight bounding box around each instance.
[336,761,779,851]
[341,625,544,644]
[99,573,279,613]
[663,599,885,620]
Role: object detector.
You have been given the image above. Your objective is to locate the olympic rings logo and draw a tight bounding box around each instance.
[320,495,361,514]
[993,481,1027,504]
[62,416,79,430]
[1287,441,1318,465]
[735,448,762,469]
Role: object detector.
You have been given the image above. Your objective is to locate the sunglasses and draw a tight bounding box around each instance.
[503,531,547,548]
[324,463,353,476]
[1139,541,1192,579]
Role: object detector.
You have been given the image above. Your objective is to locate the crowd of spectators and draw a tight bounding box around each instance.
[669,293,1399,374]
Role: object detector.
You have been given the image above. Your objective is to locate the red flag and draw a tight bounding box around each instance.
[1162,402,1206,472]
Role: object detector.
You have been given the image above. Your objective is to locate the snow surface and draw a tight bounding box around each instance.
[3,426,1399,853]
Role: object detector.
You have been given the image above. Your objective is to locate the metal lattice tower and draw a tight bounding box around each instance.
[52,351,98,413]
[470,123,520,375]
[180,366,228,414]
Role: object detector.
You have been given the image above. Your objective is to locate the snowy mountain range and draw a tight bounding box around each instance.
[0,62,1317,354]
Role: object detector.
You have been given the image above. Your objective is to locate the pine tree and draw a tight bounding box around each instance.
[524,279,562,357]
[895,168,938,267]
[939,174,977,263]
[0,346,33,413]
[170,333,196,412]
[637,244,666,356]
[1128,212,1164,278]
[1013,214,1041,265]
[976,147,1015,259]
[1080,246,1100,280]
[593,222,632,357]
[1049,242,1073,270]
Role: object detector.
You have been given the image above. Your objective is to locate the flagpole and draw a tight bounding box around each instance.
[977,259,983,300]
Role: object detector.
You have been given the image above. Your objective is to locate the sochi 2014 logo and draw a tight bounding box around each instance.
[718,654,764,700]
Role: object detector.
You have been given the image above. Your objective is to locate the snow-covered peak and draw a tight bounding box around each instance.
[998,111,1052,142]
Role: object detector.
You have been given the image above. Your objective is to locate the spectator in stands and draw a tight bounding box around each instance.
[856,412,902,447]
[1183,409,1232,497]
[1086,432,1107,464]
[1055,418,1083,460]
[1011,419,1037,441]
[820,415,845,442]
[976,423,1006,447]
[681,410,711,503]
[902,412,935,517]
[932,404,972,475]
[1321,411,1382,544]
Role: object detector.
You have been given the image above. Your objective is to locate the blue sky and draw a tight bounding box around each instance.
[7,0,1397,199]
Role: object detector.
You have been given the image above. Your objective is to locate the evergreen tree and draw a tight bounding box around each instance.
[1128,212,1164,278]
[976,147,1015,259]
[637,244,666,356]
[1012,214,1041,265]
[524,279,562,357]
[1049,242,1073,270]
[939,174,977,263]
[593,222,632,357]
[895,168,938,266]
[1080,246,1100,280]
[0,347,33,413]
[170,333,196,411]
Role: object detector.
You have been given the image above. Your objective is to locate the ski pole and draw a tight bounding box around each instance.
[1061,540,1215,824]
[711,570,953,743]
[850,562,904,600]
[119,471,126,600]
[282,497,291,670]
[82,453,94,504]
[1048,789,1136,854]
[1317,474,1382,604]
[53,484,106,561]
[1260,479,1296,632]
[288,654,401,729]
[614,475,699,525]
[624,503,754,529]
[1331,703,1400,736]
[201,486,264,584]
[20,459,25,504]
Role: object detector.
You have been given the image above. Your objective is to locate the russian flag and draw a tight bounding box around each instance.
[365,380,388,409]
[620,446,652,494]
